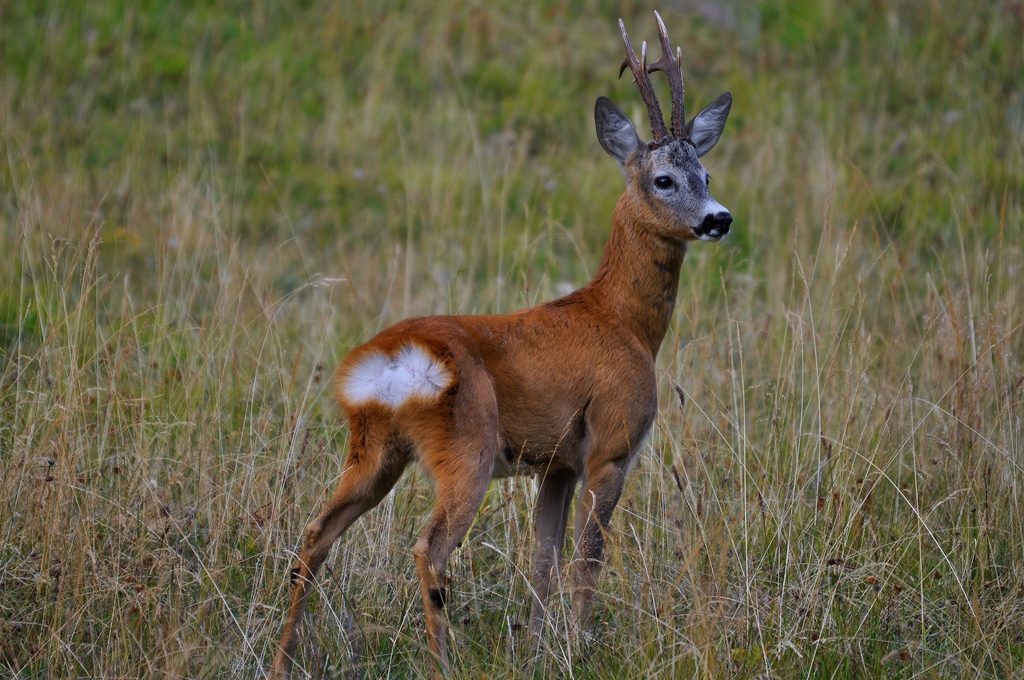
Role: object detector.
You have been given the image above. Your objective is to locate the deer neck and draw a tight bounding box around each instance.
[586,192,686,356]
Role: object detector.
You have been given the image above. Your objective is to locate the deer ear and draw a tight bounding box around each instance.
[595,97,642,165]
[686,92,732,157]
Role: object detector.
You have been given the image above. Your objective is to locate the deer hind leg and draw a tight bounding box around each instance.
[407,370,497,673]
[570,459,627,628]
[273,412,409,679]
[527,469,577,651]
[412,449,493,674]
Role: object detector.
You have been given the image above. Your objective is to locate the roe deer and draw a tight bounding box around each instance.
[273,11,733,677]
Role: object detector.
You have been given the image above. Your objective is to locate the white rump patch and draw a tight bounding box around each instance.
[340,344,452,407]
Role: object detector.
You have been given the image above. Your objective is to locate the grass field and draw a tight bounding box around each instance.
[2,1,1023,677]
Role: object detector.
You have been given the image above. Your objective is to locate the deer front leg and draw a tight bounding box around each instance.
[527,469,577,651]
[570,459,627,628]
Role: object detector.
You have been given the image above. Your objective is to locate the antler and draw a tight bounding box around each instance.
[618,18,669,144]
[647,11,685,139]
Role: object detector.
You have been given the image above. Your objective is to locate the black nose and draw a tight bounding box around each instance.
[699,211,733,235]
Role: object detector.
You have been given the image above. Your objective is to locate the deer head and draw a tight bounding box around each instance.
[596,11,733,242]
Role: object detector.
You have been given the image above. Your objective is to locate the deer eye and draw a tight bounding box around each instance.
[654,176,674,190]
[706,174,711,187]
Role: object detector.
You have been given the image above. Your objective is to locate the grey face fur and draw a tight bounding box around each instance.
[595,94,733,241]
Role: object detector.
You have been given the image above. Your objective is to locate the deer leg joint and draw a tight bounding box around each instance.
[428,587,446,609]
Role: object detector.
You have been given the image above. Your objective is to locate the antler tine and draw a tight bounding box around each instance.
[647,10,686,138]
[618,18,669,143]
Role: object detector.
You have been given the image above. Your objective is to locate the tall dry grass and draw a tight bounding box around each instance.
[1,1,1022,677]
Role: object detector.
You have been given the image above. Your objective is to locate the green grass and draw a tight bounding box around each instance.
[2,1,1022,677]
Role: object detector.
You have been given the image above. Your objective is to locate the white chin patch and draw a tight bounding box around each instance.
[699,230,725,242]
[340,344,452,407]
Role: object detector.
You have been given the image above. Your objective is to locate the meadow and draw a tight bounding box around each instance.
[1,1,1022,677]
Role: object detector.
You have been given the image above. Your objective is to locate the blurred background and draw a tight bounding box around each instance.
[1,1,1022,677]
